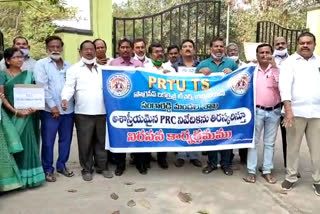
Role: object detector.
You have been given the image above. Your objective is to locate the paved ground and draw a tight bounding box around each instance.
[1,129,320,214]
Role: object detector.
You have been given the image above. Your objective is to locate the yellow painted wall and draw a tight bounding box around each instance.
[57,0,113,63]
[307,6,320,55]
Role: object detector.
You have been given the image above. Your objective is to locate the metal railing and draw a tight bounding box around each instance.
[113,0,222,59]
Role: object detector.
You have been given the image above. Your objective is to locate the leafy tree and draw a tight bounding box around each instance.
[112,0,317,58]
[0,0,75,59]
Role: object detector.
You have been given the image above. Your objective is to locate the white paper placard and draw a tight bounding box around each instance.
[243,42,262,62]
[177,66,196,73]
[14,84,45,110]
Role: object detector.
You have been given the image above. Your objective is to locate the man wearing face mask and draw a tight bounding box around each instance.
[226,43,248,164]
[273,37,289,170]
[61,40,112,181]
[0,36,37,72]
[133,38,151,65]
[35,36,74,182]
[226,43,246,68]
[132,43,174,174]
[273,37,289,67]
[196,37,238,176]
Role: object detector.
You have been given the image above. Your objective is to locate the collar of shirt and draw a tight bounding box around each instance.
[210,56,226,65]
[47,57,68,69]
[176,57,199,67]
[119,57,137,65]
[133,55,151,64]
[257,63,273,73]
[80,60,98,72]
[293,52,316,61]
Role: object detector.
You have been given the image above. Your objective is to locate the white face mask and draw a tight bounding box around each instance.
[228,56,239,62]
[81,57,96,65]
[20,48,29,57]
[211,53,223,60]
[135,53,145,61]
[273,48,288,57]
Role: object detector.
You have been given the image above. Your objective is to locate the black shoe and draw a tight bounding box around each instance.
[174,159,185,167]
[190,159,202,167]
[202,165,218,174]
[115,166,125,176]
[146,162,151,169]
[221,166,233,176]
[158,159,168,169]
[137,166,147,175]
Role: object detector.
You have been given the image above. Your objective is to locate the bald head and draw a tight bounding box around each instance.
[274,37,287,51]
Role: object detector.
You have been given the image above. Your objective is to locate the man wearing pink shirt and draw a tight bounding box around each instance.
[243,43,281,184]
[109,37,143,176]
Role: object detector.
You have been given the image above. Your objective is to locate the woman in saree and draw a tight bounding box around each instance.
[0,47,45,190]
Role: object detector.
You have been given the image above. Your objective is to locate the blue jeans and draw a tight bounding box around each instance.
[176,152,201,160]
[247,108,280,175]
[41,111,74,173]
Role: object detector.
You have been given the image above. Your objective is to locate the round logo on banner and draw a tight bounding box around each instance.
[107,74,132,98]
[228,71,251,95]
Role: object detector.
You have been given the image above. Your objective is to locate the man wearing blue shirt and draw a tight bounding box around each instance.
[35,36,74,182]
[198,37,238,176]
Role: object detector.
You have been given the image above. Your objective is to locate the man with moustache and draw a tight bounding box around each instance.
[133,38,151,65]
[35,36,74,182]
[164,45,180,67]
[94,39,112,65]
[172,39,202,168]
[0,36,36,72]
[131,43,176,174]
[243,43,281,184]
[196,37,238,176]
[109,38,143,176]
[61,40,112,181]
[279,32,320,196]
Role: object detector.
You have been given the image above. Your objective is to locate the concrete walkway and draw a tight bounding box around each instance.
[1,129,319,214]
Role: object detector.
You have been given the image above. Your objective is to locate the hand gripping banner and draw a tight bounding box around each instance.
[102,66,256,153]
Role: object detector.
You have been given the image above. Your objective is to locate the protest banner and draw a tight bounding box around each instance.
[102,66,256,153]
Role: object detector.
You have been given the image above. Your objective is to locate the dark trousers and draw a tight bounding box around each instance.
[207,149,232,168]
[280,116,287,167]
[114,153,126,169]
[239,148,248,163]
[74,114,108,173]
[134,153,150,168]
[157,152,167,161]
[41,111,74,173]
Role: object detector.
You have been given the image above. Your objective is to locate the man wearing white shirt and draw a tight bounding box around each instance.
[273,37,290,169]
[279,32,320,196]
[137,43,175,173]
[133,38,151,65]
[61,40,112,181]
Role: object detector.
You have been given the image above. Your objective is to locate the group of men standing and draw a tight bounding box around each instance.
[4,31,319,197]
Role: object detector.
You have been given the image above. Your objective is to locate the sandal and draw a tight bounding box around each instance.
[262,173,277,184]
[57,168,74,177]
[45,172,56,182]
[243,173,256,183]
[221,166,233,176]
